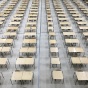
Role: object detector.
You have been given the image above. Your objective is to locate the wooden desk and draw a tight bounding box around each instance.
[51,58,60,67]
[71,57,81,64]
[28,47,36,53]
[0,18,5,21]
[11,71,33,84]
[57,12,65,14]
[49,40,56,45]
[71,14,81,17]
[1,47,11,53]
[48,22,53,26]
[79,26,88,31]
[7,26,18,30]
[17,9,26,11]
[61,26,72,31]
[0,39,13,46]
[68,47,84,53]
[16,11,25,14]
[16,58,34,66]
[0,21,4,25]
[69,11,79,14]
[7,27,18,32]
[52,71,63,81]
[77,21,87,25]
[3,11,11,14]
[0,58,7,65]
[0,39,6,44]
[47,18,52,21]
[59,18,68,21]
[20,47,36,55]
[25,27,36,32]
[29,14,37,18]
[50,47,58,53]
[48,27,53,31]
[63,32,75,35]
[0,14,8,17]
[14,14,24,17]
[4,32,17,39]
[74,18,84,21]
[65,39,79,44]
[11,18,22,21]
[23,39,36,44]
[11,71,22,81]
[22,71,33,81]
[9,22,20,26]
[28,18,37,21]
[75,71,88,81]
[5,39,13,44]
[83,32,88,37]
[49,32,55,36]
[80,57,88,64]
[24,32,36,37]
[4,32,16,36]
[58,14,66,17]
[27,22,36,26]
[60,22,70,26]
[20,47,28,53]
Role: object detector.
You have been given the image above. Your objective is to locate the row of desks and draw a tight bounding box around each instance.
[11,0,39,84]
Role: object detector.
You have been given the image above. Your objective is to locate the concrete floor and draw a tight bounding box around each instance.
[0,0,88,88]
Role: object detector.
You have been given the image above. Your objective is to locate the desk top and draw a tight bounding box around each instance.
[11,71,33,80]
[76,71,88,80]
[52,71,63,80]
[24,32,36,36]
[49,40,56,44]
[65,39,79,43]
[63,32,75,35]
[79,26,88,30]
[16,58,34,65]
[80,57,88,64]
[68,47,84,52]
[4,32,16,35]
[83,32,88,36]
[71,57,81,64]
[2,47,11,52]
[50,47,58,52]
[49,32,55,35]
[11,71,22,80]
[0,58,7,65]
[23,39,36,43]
[51,58,60,65]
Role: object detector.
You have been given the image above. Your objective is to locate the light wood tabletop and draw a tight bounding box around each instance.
[68,47,84,53]
[76,71,88,81]
[50,47,58,52]
[49,40,56,44]
[22,71,33,80]
[65,39,79,43]
[2,47,11,52]
[52,71,63,80]
[11,71,33,81]
[11,71,22,80]
[0,58,7,65]
[71,57,81,64]
[80,57,88,64]
[23,39,36,43]
[63,32,75,36]
[51,58,60,65]
[16,58,34,65]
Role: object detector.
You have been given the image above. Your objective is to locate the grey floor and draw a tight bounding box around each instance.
[0,0,88,88]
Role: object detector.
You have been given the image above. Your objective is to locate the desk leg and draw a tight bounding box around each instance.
[6,64,8,70]
[10,79,13,85]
